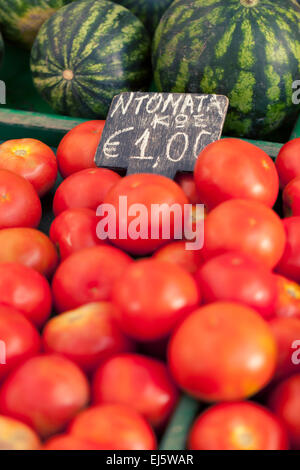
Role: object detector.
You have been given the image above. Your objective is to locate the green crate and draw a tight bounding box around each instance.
[0,39,300,451]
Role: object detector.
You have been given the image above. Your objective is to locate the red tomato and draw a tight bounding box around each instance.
[112,259,200,341]
[0,354,90,439]
[0,415,41,450]
[92,353,178,429]
[203,199,286,269]
[268,374,300,449]
[0,228,58,278]
[43,434,104,450]
[269,317,300,381]
[56,120,105,178]
[174,172,203,204]
[0,169,41,228]
[53,168,121,216]
[50,207,103,260]
[196,252,277,320]
[154,240,203,275]
[0,263,52,328]
[283,176,300,216]
[168,302,277,401]
[275,138,300,188]
[276,217,300,282]
[52,245,132,313]
[274,274,300,319]
[69,404,156,450]
[0,305,41,382]
[101,173,189,255]
[194,138,279,210]
[43,302,134,374]
[0,139,57,197]
[188,402,289,450]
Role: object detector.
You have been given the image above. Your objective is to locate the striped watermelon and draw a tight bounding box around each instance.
[113,0,174,35]
[153,0,300,138]
[30,0,151,119]
[0,0,73,49]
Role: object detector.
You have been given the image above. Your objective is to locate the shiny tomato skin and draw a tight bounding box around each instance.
[92,353,178,429]
[203,199,286,269]
[53,168,121,216]
[0,169,41,228]
[42,302,134,374]
[101,173,189,255]
[69,404,157,450]
[168,302,277,402]
[50,208,103,260]
[0,305,41,382]
[0,138,57,197]
[0,263,52,328]
[52,245,132,313]
[0,415,41,450]
[154,240,203,275]
[0,228,58,278]
[56,121,105,178]
[268,374,300,449]
[194,138,279,210]
[0,354,90,439]
[196,252,277,320]
[275,138,300,188]
[274,274,300,319]
[283,176,300,217]
[43,434,104,450]
[112,259,200,342]
[276,217,300,282]
[174,172,203,204]
[269,317,300,381]
[188,402,289,450]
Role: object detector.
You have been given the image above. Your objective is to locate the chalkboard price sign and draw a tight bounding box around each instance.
[95,92,229,178]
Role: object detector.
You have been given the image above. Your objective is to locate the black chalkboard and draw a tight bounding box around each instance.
[95,92,229,178]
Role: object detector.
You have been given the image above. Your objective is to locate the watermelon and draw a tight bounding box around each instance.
[153,0,300,139]
[30,0,151,119]
[0,0,73,49]
[113,0,174,35]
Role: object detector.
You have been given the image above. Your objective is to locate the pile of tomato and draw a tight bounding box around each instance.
[0,121,299,451]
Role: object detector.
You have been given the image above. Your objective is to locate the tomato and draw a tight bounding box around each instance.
[154,240,203,275]
[53,168,121,216]
[92,353,178,429]
[0,415,41,450]
[0,169,41,228]
[274,274,300,319]
[112,259,200,341]
[0,228,58,278]
[276,217,300,282]
[174,172,203,204]
[203,199,286,269]
[194,138,279,210]
[0,263,52,328]
[268,374,300,449]
[43,302,134,374]
[50,208,104,260]
[0,139,57,197]
[168,302,277,402]
[0,354,90,439]
[56,120,105,178]
[68,404,157,450]
[269,317,300,381]
[101,173,189,255]
[275,138,300,189]
[43,434,104,450]
[283,176,300,216]
[188,402,288,450]
[0,305,41,382]
[196,252,277,320]
[52,245,132,313]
